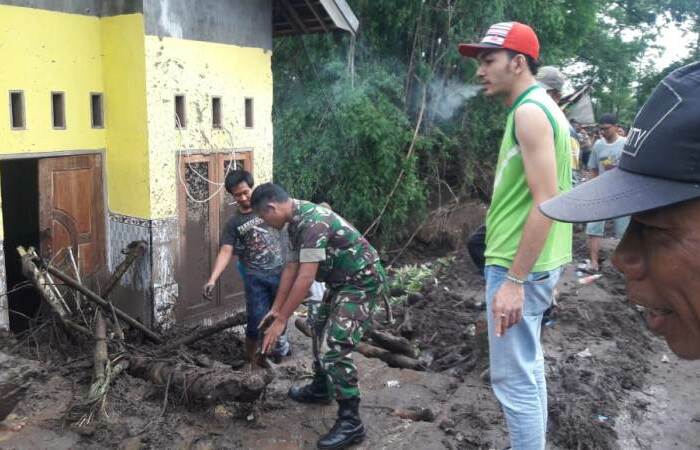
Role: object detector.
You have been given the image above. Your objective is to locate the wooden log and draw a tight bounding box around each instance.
[357,343,426,371]
[92,311,107,388]
[368,329,418,358]
[398,305,415,339]
[42,263,163,344]
[128,357,272,404]
[160,310,246,353]
[294,318,425,371]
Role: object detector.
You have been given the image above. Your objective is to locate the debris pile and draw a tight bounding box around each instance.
[3,243,271,432]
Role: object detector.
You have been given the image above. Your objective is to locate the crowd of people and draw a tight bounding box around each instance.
[200,19,699,450]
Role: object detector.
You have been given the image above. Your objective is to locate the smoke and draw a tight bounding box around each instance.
[429,78,483,121]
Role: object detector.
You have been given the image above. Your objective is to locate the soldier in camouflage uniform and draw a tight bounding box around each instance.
[251,183,386,450]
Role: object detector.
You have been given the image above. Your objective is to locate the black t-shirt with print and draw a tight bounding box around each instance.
[221,211,286,274]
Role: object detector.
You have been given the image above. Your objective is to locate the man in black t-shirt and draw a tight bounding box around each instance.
[204,170,290,365]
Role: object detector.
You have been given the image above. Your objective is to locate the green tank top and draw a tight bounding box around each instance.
[484,85,572,272]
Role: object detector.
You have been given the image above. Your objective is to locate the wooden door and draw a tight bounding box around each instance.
[176,151,253,323]
[38,154,106,278]
[217,152,253,307]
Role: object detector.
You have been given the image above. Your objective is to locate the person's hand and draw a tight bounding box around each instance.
[258,309,280,332]
[492,280,525,337]
[261,317,286,354]
[203,282,215,300]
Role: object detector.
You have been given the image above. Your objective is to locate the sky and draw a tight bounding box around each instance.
[650,18,697,68]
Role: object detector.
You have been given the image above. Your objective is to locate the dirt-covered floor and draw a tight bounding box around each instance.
[1,229,700,450]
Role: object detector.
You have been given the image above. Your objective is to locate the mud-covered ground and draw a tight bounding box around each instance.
[1,230,700,449]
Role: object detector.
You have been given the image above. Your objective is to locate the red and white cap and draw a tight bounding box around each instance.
[458,22,540,60]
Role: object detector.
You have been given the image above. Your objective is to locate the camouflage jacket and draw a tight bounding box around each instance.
[287,200,380,286]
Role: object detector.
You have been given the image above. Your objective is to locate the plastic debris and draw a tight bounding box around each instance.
[466,324,476,337]
[578,274,603,285]
[386,380,400,388]
[661,354,670,363]
[577,348,593,358]
[595,415,609,423]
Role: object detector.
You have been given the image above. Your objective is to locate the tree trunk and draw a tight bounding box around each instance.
[128,357,272,404]
[368,329,418,358]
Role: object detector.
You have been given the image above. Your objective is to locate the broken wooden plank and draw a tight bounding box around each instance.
[128,357,272,404]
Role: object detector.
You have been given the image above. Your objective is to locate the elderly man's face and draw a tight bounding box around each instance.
[612,198,700,359]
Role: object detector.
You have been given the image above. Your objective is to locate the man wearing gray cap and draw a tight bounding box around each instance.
[536,66,581,177]
[541,61,700,360]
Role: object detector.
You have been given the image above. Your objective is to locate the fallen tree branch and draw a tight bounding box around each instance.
[41,262,162,344]
[102,241,147,299]
[295,319,424,371]
[160,310,247,353]
[18,247,92,339]
[368,329,418,358]
[357,342,426,371]
[128,357,272,404]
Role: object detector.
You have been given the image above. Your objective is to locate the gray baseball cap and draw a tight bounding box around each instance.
[536,66,565,92]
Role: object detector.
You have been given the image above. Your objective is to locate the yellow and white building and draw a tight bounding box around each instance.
[0,0,357,330]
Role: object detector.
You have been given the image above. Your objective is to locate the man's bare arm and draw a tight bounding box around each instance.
[509,103,560,279]
[270,262,300,313]
[206,244,234,285]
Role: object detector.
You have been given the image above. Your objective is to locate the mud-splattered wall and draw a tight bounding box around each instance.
[144,36,274,219]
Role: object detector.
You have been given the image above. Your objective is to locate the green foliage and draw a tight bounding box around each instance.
[273,60,426,246]
[272,0,698,248]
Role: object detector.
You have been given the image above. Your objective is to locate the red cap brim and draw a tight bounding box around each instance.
[458,43,500,58]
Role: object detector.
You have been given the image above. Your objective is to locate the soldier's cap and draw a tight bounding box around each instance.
[536,66,565,92]
[458,22,539,60]
[541,61,700,223]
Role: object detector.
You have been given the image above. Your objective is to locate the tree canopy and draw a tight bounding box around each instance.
[272,0,698,247]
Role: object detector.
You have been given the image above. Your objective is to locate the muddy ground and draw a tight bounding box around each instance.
[1,228,700,449]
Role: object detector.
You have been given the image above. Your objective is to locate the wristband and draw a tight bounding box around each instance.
[506,272,526,285]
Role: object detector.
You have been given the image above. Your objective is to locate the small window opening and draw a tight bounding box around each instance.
[212,96,222,129]
[244,98,254,128]
[175,95,186,129]
[10,91,25,129]
[91,93,104,128]
[52,92,65,129]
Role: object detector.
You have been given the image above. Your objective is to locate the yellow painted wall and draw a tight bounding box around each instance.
[144,36,274,219]
[0,5,106,152]
[101,15,151,218]
[0,6,151,220]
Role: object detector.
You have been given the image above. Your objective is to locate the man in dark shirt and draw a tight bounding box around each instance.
[203,170,290,366]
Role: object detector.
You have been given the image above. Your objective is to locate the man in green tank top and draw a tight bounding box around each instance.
[459,22,572,450]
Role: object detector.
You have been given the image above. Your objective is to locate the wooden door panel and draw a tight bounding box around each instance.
[39,155,105,278]
[177,158,217,320]
[176,151,253,323]
[216,153,252,308]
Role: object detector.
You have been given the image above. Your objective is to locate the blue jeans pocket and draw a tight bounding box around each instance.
[523,269,560,316]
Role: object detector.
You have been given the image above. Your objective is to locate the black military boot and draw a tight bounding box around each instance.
[317,398,366,449]
[288,367,332,404]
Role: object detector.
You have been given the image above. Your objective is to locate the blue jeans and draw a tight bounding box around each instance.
[485,265,561,450]
[243,270,290,356]
[585,216,630,238]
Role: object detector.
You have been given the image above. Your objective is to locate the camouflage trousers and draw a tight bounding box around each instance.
[315,262,386,400]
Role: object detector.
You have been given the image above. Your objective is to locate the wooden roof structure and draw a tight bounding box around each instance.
[273,0,359,37]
